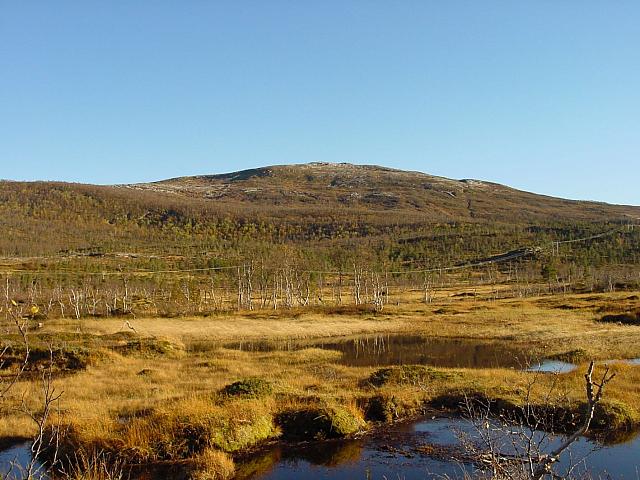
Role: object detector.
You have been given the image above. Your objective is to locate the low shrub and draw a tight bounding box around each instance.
[0,344,95,375]
[111,337,183,357]
[364,395,400,422]
[592,400,637,432]
[277,405,365,441]
[220,378,273,398]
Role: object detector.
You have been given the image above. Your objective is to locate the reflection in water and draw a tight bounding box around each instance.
[236,425,471,480]
[234,441,362,480]
[221,334,640,372]
[224,335,533,369]
[239,418,640,480]
[2,419,639,479]
[0,442,48,480]
[527,358,640,374]
[234,448,282,480]
[288,440,363,467]
[526,360,577,373]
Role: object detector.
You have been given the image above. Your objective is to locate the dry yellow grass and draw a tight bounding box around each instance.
[37,290,640,357]
[190,448,235,480]
[1,289,639,473]
[40,311,412,341]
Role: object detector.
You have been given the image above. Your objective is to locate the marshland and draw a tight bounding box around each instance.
[2,256,640,479]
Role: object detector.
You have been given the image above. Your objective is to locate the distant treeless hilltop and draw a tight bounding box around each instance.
[129,162,637,222]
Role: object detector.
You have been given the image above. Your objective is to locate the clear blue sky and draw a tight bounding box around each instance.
[1,1,639,205]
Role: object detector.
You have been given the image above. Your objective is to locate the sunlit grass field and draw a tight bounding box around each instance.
[1,288,639,478]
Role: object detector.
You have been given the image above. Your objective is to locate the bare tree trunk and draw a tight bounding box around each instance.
[532,362,615,480]
[353,265,362,305]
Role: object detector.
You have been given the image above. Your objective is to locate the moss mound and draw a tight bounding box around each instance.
[0,344,95,376]
[221,378,273,398]
[155,401,277,455]
[367,365,456,388]
[277,405,366,441]
[361,392,425,422]
[364,395,400,422]
[111,337,182,357]
[206,411,275,452]
[591,400,637,432]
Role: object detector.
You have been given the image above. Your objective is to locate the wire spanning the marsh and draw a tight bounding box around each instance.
[0,224,637,278]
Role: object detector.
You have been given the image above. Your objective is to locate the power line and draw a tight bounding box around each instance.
[0,225,636,278]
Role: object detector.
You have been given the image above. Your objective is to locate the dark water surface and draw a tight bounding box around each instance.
[222,334,640,372]
[236,418,640,480]
[223,334,535,369]
[234,418,475,480]
[0,442,47,480]
[3,418,639,479]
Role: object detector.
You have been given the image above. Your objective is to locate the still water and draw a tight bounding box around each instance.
[236,417,640,480]
[223,334,640,372]
[2,418,639,479]
[223,334,536,369]
[526,360,578,373]
[0,442,47,480]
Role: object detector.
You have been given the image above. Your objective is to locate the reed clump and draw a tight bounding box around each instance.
[189,448,235,480]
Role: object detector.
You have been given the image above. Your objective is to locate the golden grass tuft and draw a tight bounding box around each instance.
[189,448,236,480]
[58,451,125,480]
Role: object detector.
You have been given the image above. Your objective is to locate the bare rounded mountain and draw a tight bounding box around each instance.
[126,162,638,223]
[1,162,638,256]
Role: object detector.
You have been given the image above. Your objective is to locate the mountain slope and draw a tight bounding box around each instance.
[0,163,638,260]
[130,162,639,223]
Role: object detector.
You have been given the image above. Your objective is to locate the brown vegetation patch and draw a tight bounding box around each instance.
[189,448,236,480]
[365,365,459,388]
[362,394,424,422]
[220,378,274,399]
[109,337,184,357]
[547,349,588,363]
[276,405,366,441]
[428,391,638,437]
[599,309,640,325]
[0,344,95,378]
